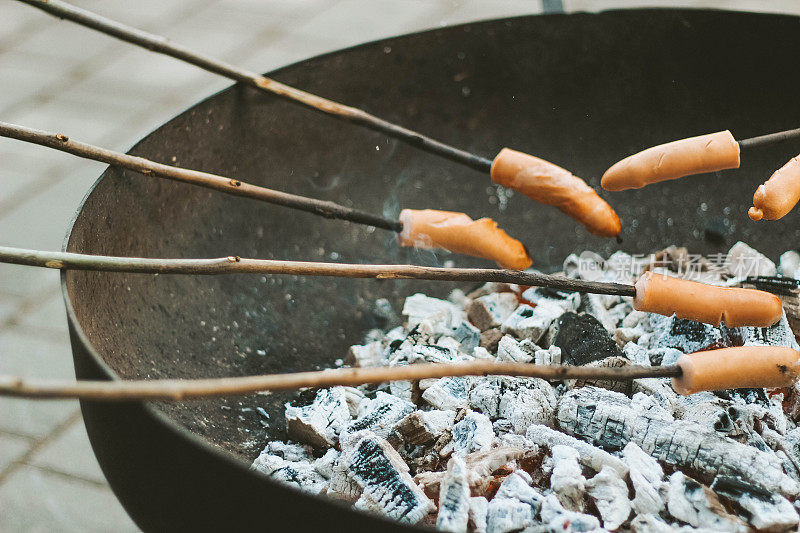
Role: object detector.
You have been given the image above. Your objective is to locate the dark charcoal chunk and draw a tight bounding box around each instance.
[480,328,503,352]
[552,312,621,366]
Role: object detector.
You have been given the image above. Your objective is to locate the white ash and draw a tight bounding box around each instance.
[468,497,489,533]
[539,494,601,532]
[403,293,464,336]
[711,475,800,532]
[253,242,800,531]
[727,241,777,282]
[666,471,748,532]
[251,452,328,495]
[423,377,474,411]
[495,335,536,363]
[285,387,351,448]
[501,301,564,344]
[622,442,666,516]
[780,250,800,278]
[486,472,543,533]
[468,293,519,331]
[437,456,472,532]
[340,391,414,442]
[558,387,800,498]
[391,409,456,446]
[525,424,628,477]
[444,411,494,457]
[546,445,586,512]
[497,378,557,434]
[585,465,631,530]
[346,340,386,368]
[337,431,435,523]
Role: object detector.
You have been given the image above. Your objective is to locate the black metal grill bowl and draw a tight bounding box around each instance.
[61,8,800,531]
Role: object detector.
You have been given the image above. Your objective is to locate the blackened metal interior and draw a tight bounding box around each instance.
[62,8,800,531]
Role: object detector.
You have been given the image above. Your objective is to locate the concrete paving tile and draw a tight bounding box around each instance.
[292,0,444,48]
[0,431,33,472]
[0,465,138,532]
[0,264,60,300]
[28,417,105,484]
[0,328,80,438]
[0,164,104,251]
[17,293,69,336]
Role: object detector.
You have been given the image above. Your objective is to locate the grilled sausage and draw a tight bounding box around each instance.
[491,148,621,237]
[601,131,740,191]
[749,155,800,221]
[398,209,532,270]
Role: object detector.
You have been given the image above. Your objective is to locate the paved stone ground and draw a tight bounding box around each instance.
[0,0,798,530]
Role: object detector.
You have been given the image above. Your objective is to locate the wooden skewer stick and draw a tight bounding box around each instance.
[0,246,636,297]
[0,362,680,401]
[0,121,402,232]
[738,127,800,150]
[17,0,494,173]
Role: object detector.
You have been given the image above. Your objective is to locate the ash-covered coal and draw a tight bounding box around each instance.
[252,241,800,531]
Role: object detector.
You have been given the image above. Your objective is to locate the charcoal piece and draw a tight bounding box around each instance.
[666,471,748,532]
[501,301,564,343]
[422,377,473,411]
[262,441,313,463]
[525,424,628,477]
[466,282,516,299]
[342,387,366,417]
[571,355,632,394]
[552,312,622,366]
[497,378,557,434]
[468,377,505,419]
[520,286,581,312]
[468,497,488,533]
[313,448,340,479]
[630,514,681,533]
[727,241,776,281]
[556,387,800,497]
[414,447,536,499]
[479,328,502,352]
[485,472,543,533]
[547,445,585,512]
[467,293,519,331]
[711,475,800,532]
[539,494,601,532]
[533,345,561,366]
[495,335,535,363]
[390,410,455,446]
[445,411,493,457]
[738,311,800,350]
[341,391,414,443]
[251,453,327,495]
[650,314,724,353]
[338,432,435,523]
[453,321,481,352]
[403,293,463,336]
[585,465,631,530]
[436,456,471,533]
[346,340,387,368]
[622,442,666,516]
[614,326,642,347]
[285,387,351,448]
[581,293,618,332]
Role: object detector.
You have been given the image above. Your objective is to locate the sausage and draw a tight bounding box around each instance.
[748,155,800,221]
[601,130,740,191]
[398,209,532,270]
[633,271,783,327]
[672,346,800,395]
[490,148,621,238]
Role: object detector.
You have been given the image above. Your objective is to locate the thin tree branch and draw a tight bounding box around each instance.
[0,121,402,232]
[0,246,637,297]
[0,362,680,401]
[17,0,494,172]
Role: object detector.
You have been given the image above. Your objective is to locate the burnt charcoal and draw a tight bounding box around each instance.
[622,442,666,516]
[285,387,351,448]
[251,453,327,495]
[467,293,518,331]
[468,497,488,533]
[539,494,601,532]
[557,387,799,498]
[552,312,622,366]
[546,445,585,512]
[585,466,631,530]
[650,314,724,353]
[666,471,748,532]
[571,355,632,395]
[479,328,502,352]
[712,475,799,532]
[436,456,471,532]
[525,424,628,477]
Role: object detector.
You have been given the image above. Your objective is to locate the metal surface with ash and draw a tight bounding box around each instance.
[61,8,800,532]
